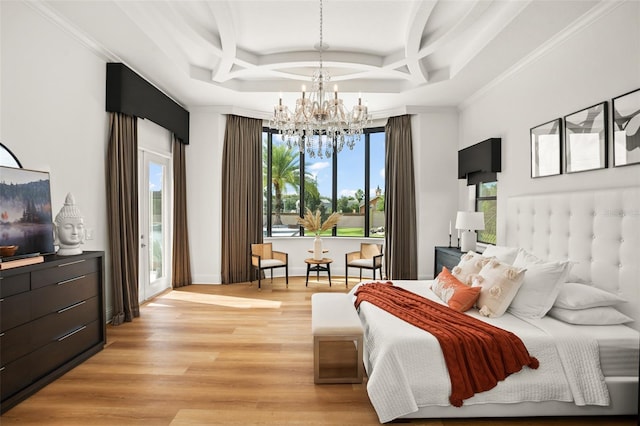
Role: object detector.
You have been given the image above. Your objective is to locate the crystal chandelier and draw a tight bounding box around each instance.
[269,0,371,159]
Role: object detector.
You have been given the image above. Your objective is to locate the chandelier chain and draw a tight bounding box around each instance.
[319,0,323,69]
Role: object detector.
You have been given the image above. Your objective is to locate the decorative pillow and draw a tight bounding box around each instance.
[474,259,526,318]
[481,245,520,265]
[432,267,481,312]
[508,250,571,319]
[548,306,632,325]
[554,282,627,310]
[451,251,491,285]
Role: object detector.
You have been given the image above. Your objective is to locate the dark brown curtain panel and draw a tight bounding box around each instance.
[107,112,140,325]
[384,115,418,280]
[172,135,192,288]
[221,115,263,284]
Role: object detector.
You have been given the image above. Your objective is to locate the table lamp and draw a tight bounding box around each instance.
[455,211,485,252]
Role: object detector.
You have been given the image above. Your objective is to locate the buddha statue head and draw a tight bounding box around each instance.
[54,192,85,256]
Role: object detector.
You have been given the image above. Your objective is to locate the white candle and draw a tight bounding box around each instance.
[449,221,452,235]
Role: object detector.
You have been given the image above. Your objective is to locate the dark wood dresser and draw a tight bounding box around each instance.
[0,251,105,413]
[433,246,464,277]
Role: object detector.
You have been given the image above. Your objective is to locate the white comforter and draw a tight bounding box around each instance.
[349,280,610,423]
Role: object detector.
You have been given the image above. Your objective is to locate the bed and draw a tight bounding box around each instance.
[350,187,639,423]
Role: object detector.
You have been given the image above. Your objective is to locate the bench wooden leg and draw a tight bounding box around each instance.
[313,335,363,384]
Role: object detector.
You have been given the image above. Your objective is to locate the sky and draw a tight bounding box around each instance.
[149,162,163,192]
[301,131,385,200]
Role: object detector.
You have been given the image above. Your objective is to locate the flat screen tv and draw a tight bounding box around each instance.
[0,165,55,260]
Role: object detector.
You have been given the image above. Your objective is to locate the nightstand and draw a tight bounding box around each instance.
[434,246,464,277]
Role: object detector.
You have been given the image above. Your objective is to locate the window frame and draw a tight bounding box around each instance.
[262,126,385,238]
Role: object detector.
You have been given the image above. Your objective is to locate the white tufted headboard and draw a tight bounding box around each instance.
[506,187,640,331]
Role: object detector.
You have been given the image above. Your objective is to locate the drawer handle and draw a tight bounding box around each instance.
[58,325,87,342]
[57,275,86,285]
[0,332,4,337]
[58,300,86,314]
[58,259,86,268]
[0,366,5,372]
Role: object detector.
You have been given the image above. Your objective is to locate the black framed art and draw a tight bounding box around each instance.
[530,118,562,178]
[612,88,640,167]
[564,102,608,173]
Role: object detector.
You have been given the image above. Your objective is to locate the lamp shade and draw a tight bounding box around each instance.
[455,211,485,231]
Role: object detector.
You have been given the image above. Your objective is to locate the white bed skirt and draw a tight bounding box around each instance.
[400,376,638,419]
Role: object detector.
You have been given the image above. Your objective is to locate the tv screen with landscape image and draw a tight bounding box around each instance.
[0,166,55,260]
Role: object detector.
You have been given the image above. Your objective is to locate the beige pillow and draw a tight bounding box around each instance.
[451,251,491,285]
[474,259,526,318]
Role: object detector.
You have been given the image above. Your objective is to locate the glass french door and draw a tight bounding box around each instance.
[139,150,172,302]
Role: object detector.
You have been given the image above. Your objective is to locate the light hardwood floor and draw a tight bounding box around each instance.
[1,276,636,425]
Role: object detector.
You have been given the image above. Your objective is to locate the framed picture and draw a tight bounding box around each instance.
[530,118,562,178]
[612,88,640,167]
[564,102,608,173]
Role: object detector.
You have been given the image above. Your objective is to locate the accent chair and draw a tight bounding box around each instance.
[250,243,289,289]
[345,243,384,287]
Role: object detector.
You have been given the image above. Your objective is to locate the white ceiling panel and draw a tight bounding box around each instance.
[35,0,608,115]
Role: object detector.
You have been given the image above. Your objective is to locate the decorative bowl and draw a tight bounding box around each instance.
[0,245,18,257]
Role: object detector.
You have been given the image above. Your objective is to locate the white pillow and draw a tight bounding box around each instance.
[481,245,520,265]
[508,250,571,319]
[474,259,526,318]
[554,282,627,310]
[548,306,632,325]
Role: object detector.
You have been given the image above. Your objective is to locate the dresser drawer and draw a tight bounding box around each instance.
[0,354,33,401]
[0,251,104,415]
[31,257,99,290]
[30,320,101,383]
[0,321,33,366]
[0,273,30,298]
[0,291,31,332]
[31,272,99,320]
[30,296,99,350]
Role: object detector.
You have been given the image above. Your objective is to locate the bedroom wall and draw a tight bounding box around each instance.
[1,2,112,312]
[458,1,640,243]
[187,108,459,282]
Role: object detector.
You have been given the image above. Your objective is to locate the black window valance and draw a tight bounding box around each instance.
[106,63,189,144]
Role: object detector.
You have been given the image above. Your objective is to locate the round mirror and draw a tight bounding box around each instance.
[0,143,22,168]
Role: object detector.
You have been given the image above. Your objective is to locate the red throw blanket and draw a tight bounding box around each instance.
[354,282,539,407]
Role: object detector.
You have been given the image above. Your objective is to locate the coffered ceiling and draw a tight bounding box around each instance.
[34,0,605,116]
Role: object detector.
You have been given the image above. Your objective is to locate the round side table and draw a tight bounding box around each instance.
[305,258,333,287]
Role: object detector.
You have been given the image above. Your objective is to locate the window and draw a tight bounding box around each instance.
[476,182,497,244]
[262,128,385,237]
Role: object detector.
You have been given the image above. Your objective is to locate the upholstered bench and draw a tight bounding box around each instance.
[311,293,364,384]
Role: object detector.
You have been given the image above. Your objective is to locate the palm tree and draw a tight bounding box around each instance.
[265,143,299,225]
[263,138,323,226]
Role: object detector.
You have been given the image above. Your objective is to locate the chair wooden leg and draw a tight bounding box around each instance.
[285,265,289,288]
[345,266,348,287]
